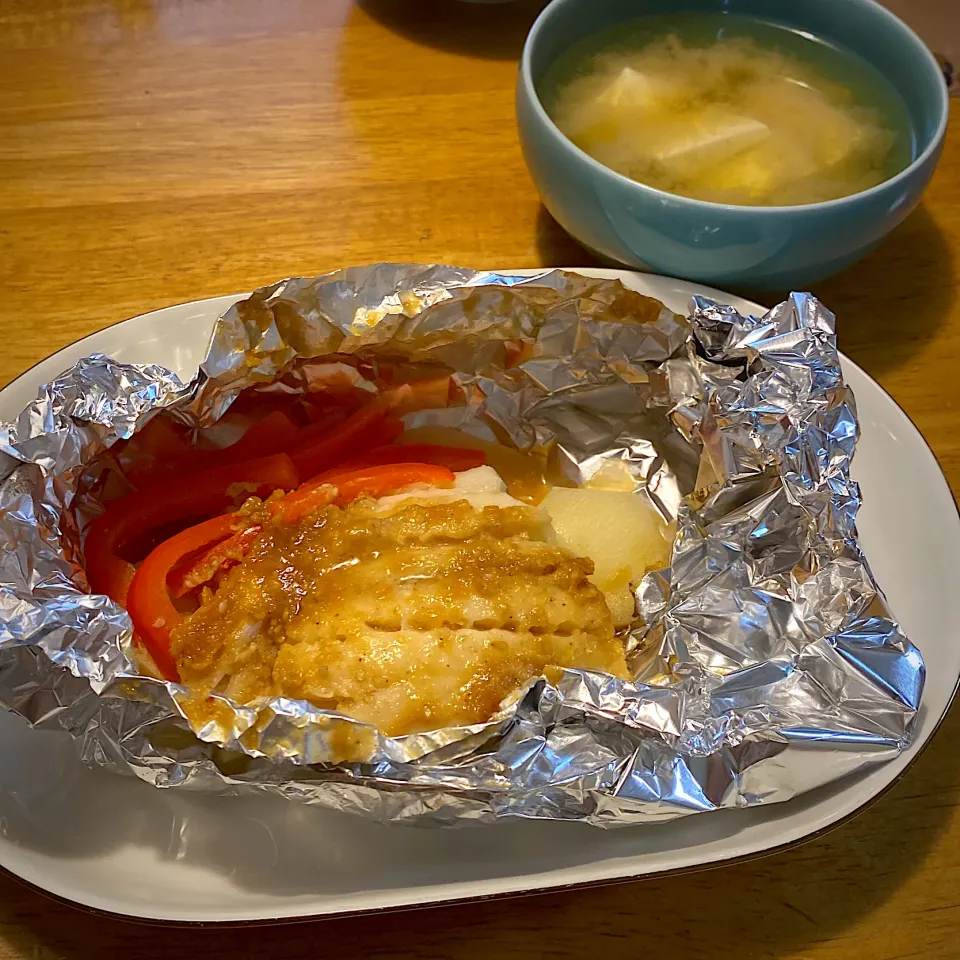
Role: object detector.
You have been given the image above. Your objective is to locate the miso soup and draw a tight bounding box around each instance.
[543,13,914,206]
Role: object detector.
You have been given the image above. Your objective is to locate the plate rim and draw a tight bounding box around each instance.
[1,269,957,925]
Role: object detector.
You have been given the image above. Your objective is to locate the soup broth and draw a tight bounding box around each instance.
[543,13,914,206]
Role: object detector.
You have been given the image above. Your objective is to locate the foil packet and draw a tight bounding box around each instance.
[0,265,923,827]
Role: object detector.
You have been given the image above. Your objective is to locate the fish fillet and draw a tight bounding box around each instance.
[170,468,628,736]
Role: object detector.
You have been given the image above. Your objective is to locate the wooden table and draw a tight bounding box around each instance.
[1,1,958,956]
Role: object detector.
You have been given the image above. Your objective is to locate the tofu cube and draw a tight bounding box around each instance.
[595,66,674,109]
[646,106,771,177]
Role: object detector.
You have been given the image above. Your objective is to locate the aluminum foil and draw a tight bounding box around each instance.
[0,265,924,827]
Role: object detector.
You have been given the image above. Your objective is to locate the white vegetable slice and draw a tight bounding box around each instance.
[542,487,671,628]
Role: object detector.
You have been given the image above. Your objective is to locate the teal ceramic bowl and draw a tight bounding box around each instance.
[517,0,949,289]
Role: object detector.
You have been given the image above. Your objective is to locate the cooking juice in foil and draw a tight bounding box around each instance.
[0,266,923,826]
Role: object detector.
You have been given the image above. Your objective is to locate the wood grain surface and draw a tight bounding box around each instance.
[1,1,958,957]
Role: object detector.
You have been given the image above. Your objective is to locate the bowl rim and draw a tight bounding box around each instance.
[519,0,950,215]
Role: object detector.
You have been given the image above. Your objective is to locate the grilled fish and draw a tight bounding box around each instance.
[170,467,630,736]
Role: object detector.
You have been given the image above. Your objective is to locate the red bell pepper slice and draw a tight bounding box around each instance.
[272,462,455,524]
[171,523,263,598]
[123,411,299,486]
[212,410,299,465]
[290,402,403,480]
[269,481,338,526]
[169,486,335,594]
[348,443,485,472]
[127,513,246,682]
[84,453,299,605]
[317,463,456,504]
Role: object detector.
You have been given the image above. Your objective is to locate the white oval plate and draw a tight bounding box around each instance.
[0,270,956,924]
